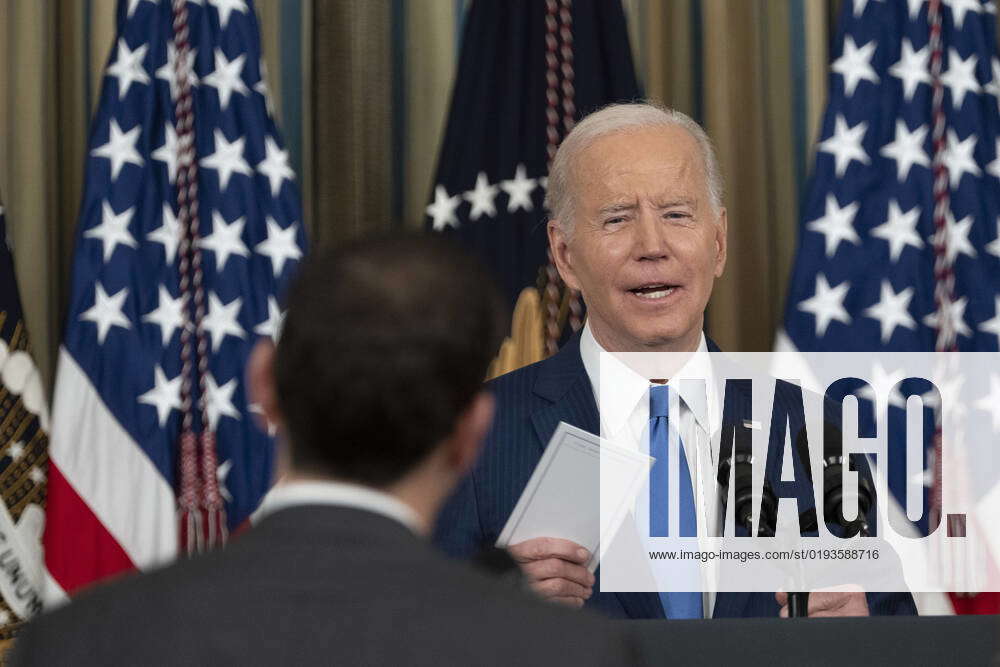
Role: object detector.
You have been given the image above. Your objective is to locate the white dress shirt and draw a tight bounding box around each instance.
[255,479,423,535]
[579,321,721,618]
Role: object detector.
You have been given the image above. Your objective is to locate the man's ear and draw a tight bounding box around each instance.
[247,340,284,433]
[713,207,728,278]
[547,220,582,291]
[447,391,495,475]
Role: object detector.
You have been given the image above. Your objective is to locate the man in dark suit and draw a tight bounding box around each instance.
[433,103,916,619]
[13,236,638,666]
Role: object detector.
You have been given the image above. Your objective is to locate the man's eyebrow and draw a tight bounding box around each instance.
[655,198,696,208]
[597,202,637,214]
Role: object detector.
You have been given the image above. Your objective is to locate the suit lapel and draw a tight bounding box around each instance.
[529,332,664,620]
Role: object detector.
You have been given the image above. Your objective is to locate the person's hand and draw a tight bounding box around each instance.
[776,586,869,617]
[508,537,595,608]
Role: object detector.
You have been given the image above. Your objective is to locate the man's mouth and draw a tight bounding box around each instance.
[628,283,678,300]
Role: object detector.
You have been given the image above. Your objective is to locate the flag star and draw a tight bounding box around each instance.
[924,364,967,422]
[818,115,869,176]
[80,283,131,344]
[798,274,852,337]
[539,176,549,190]
[987,137,1000,180]
[254,296,284,341]
[987,0,997,14]
[857,362,907,410]
[254,58,275,115]
[7,441,24,461]
[255,217,302,276]
[148,204,182,265]
[978,296,1000,343]
[105,38,150,99]
[202,293,245,352]
[200,211,249,272]
[463,172,499,220]
[200,129,252,190]
[85,201,138,262]
[871,200,923,262]
[880,120,929,182]
[889,39,931,101]
[937,210,977,264]
[151,123,179,184]
[248,402,278,436]
[944,0,981,28]
[984,59,1000,99]
[142,285,186,345]
[500,164,538,212]
[91,119,144,181]
[974,374,1000,431]
[137,365,182,427]
[208,0,249,28]
[942,48,981,110]
[806,194,860,258]
[852,0,883,16]
[923,295,972,339]
[832,36,879,97]
[216,459,233,503]
[204,373,241,431]
[126,0,157,17]
[943,129,980,189]
[426,185,461,230]
[155,41,198,100]
[257,136,294,197]
[863,280,917,343]
[203,48,249,110]
[986,218,1000,258]
[906,0,925,19]
[28,467,44,486]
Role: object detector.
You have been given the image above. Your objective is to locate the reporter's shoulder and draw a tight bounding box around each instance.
[434,557,636,665]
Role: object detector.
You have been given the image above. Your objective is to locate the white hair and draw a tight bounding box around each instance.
[544,102,724,232]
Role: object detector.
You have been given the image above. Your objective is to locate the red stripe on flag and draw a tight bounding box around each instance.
[949,592,1000,614]
[43,462,135,594]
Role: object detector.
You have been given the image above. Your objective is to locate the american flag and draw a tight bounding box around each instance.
[425,0,640,361]
[780,0,999,612]
[43,0,305,600]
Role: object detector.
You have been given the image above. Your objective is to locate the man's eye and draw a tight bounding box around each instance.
[663,211,692,221]
[604,217,626,226]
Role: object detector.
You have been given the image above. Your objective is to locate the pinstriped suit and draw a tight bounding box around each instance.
[433,331,916,619]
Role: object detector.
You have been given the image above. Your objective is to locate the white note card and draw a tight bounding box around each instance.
[496,422,652,572]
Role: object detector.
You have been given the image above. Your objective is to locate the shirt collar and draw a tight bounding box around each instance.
[580,321,715,437]
[254,479,423,534]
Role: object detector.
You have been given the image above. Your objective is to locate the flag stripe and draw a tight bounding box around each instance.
[43,463,134,594]
[47,347,176,571]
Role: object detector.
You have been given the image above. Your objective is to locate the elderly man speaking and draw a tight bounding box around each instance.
[433,103,915,620]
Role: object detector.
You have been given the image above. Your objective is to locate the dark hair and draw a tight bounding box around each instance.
[274,234,507,487]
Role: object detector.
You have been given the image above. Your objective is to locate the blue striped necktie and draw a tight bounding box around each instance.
[648,384,703,619]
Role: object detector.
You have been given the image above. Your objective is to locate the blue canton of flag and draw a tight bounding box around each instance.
[780,0,1000,613]
[43,0,306,596]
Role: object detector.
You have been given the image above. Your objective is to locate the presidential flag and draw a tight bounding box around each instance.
[0,201,49,637]
[425,0,640,370]
[780,0,1000,613]
[43,0,305,598]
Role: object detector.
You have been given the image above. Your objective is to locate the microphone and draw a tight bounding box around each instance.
[785,422,876,618]
[717,452,778,538]
[795,423,875,538]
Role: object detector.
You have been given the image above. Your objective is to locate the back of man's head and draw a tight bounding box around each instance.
[273,234,506,487]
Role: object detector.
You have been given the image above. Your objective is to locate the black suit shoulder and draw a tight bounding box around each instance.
[14,507,637,667]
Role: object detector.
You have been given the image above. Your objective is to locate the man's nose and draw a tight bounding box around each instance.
[633,208,669,260]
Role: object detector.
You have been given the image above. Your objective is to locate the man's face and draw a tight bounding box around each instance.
[549,125,728,352]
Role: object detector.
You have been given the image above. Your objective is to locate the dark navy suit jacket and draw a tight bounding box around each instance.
[433,332,916,619]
